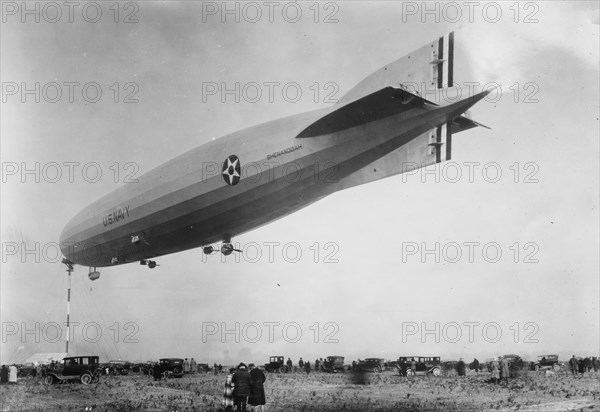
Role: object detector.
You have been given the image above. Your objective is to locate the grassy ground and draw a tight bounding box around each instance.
[1,369,599,411]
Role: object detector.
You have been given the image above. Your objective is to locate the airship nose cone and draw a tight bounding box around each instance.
[59,217,77,262]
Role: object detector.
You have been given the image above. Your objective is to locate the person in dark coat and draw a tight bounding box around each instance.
[305,361,311,375]
[248,363,266,411]
[579,358,586,374]
[456,359,466,376]
[473,358,480,373]
[232,363,251,412]
[583,357,592,373]
[298,358,304,369]
[0,365,8,384]
[152,362,163,381]
[569,355,578,375]
[286,358,293,371]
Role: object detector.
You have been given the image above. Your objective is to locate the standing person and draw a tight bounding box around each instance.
[232,363,251,412]
[214,363,218,375]
[298,358,304,369]
[9,364,17,384]
[248,363,266,412]
[490,357,500,384]
[222,368,236,411]
[583,357,591,373]
[184,358,190,374]
[218,364,223,373]
[190,358,197,374]
[456,358,466,376]
[569,355,578,375]
[500,356,510,383]
[153,362,163,381]
[315,359,320,371]
[304,361,311,375]
[473,358,480,373]
[1,365,8,384]
[286,357,293,372]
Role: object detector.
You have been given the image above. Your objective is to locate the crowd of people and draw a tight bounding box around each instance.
[223,363,266,412]
[0,365,18,384]
[569,355,598,375]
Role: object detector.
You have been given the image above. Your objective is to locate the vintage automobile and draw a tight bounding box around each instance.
[384,359,405,372]
[356,358,386,373]
[44,356,101,385]
[157,358,184,378]
[321,356,345,373]
[17,362,37,378]
[132,361,156,375]
[264,356,289,373]
[530,355,561,371]
[397,356,442,377]
[499,354,525,378]
[107,360,131,375]
[197,363,211,373]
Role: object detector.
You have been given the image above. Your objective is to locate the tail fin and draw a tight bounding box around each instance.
[332,32,489,192]
[339,31,488,164]
[339,32,456,105]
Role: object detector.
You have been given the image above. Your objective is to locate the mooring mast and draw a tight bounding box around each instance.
[61,259,74,353]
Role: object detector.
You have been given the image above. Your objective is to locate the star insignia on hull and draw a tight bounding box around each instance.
[222,155,241,186]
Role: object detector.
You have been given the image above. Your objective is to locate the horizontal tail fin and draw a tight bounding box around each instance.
[296,87,436,138]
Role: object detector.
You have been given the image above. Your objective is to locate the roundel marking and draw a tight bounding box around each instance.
[222,155,241,186]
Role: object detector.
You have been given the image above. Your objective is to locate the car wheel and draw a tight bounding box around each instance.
[431,367,441,377]
[534,365,540,371]
[44,375,55,385]
[553,364,560,371]
[80,373,93,385]
[174,367,182,376]
[405,368,415,377]
[279,367,286,373]
[374,366,382,373]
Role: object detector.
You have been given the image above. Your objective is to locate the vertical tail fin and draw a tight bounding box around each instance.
[339,32,456,163]
[333,32,490,192]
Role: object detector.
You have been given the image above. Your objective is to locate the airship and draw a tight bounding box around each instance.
[60,32,490,279]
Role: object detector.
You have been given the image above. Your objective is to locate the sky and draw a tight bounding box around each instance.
[1,1,599,366]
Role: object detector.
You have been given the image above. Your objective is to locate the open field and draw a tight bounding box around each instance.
[1,370,599,411]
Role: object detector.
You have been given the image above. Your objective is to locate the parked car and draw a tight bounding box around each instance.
[158,358,184,378]
[530,355,561,371]
[397,356,442,377]
[107,360,131,375]
[264,356,289,373]
[44,356,101,385]
[500,354,525,377]
[17,362,37,378]
[356,358,386,373]
[321,356,345,373]
[197,363,211,373]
